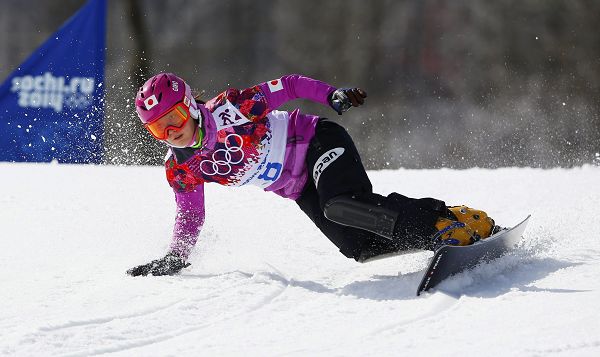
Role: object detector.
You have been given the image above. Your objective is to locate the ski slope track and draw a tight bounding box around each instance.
[1,163,599,356]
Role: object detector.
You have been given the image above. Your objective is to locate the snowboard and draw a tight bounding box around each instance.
[416,215,531,296]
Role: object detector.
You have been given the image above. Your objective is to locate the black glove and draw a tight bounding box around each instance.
[126,252,191,277]
[328,88,367,115]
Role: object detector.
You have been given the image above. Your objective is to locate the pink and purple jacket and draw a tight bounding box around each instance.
[164,74,337,259]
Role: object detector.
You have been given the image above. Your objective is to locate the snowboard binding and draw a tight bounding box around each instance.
[432,206,497,249]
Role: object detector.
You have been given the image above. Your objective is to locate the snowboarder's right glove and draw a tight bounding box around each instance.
[328,88,367,115]
[432,206,496,248]
[127,252,191,277]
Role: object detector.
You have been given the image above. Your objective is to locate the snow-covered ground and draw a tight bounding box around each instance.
[1,163,599,356]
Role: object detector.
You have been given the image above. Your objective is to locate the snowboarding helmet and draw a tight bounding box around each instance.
[135,73,200,139]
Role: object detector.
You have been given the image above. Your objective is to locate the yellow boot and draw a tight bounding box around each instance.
[433,206,496,247]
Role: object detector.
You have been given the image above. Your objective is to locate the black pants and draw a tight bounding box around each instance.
[296,120,446,261]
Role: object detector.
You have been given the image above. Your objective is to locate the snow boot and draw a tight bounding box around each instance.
[432,205,497,248]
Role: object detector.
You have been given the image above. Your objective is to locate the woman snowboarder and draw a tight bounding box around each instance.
[127,73,495,276]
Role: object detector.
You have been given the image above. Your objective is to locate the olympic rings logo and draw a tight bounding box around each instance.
[200,134,245,176]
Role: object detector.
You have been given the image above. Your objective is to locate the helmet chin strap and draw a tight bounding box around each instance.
[189,124,203,149]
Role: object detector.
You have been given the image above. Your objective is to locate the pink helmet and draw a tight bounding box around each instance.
[135,73,198,124]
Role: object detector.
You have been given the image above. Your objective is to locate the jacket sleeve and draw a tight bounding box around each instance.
[169,185,205,260]
[258,74,337,110]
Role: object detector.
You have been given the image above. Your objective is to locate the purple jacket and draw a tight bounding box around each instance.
[166,74,337,259]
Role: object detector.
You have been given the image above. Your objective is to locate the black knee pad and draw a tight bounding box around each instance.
[323,194,399,239]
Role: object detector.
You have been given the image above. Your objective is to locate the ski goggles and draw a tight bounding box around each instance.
[144,101,192,140]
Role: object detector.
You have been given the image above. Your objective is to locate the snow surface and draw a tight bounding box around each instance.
[1,163,600,356]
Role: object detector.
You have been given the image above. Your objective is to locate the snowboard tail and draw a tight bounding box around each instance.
[416,215,531,296]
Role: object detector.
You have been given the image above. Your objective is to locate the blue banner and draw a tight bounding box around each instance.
[0,0,106,163]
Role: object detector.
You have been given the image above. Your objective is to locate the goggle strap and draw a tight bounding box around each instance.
[189,106,200,120]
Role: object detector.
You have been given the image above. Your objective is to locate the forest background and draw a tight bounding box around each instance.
[1,0,598,169]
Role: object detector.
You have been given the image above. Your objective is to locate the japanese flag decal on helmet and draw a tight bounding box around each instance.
[313,147,345,187]
[144,94,158,110]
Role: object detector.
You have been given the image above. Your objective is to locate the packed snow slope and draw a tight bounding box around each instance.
[1,163,599,356]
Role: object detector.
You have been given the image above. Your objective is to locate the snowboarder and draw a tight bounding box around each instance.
[127,73,496,276]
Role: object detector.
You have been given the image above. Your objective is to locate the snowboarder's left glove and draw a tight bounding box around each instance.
[126,252,190,277]
[328,88,367,115]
